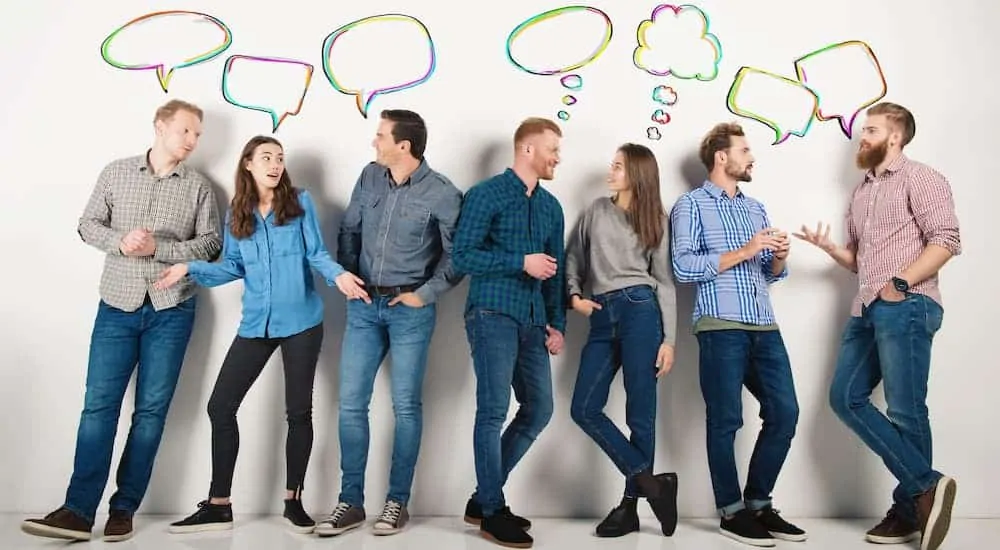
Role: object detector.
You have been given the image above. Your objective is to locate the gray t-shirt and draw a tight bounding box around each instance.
[566,196,677,344]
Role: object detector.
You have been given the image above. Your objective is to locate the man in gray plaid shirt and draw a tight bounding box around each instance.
[21,99,222,543]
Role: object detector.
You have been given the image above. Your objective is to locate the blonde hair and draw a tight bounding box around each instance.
[154,99,204,124]
[513,117,562,147]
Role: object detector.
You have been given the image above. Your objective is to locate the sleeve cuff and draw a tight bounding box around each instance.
[414,284,436,305]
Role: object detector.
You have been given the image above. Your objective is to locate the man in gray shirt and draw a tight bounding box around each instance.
[316,109,463,537]
[21,99,222,543]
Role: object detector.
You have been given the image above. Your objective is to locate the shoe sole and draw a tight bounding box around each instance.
[373,525,406,536]
[465,515,532,531]
[315,521,363,537]
[104,531,134,542]
[865,531,920,544]
[21,522,91,541]
[168,522,233,534]
[480,531,533,548]
[770,531,808,542]
[719,527,776,547]
[921,476,957,550]
[286,523,316,535]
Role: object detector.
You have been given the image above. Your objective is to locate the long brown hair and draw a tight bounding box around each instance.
[229,135,303,239]
[617,143,665,250]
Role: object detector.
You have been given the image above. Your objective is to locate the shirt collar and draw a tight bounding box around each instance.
[382,158,432,186]
[865,153,908,181]
[504,168,533,194]
[701,179,743,199]
[137,149,187,178]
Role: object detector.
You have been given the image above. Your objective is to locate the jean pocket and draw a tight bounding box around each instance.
[623,285,655,304]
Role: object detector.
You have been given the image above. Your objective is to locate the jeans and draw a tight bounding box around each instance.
[829,294,944,524]
[465,308,554,517]
[338,297,437,507]
[570,285,663,498]
[696,328,799,516]
[207,322,324,498]
[64,297,197,523]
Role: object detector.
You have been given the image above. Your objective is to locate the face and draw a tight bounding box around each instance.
[244,142,284,189]
[857,114,892,170]
[527,129,561,181]
[720,135,754,182]
[372,118,405,166]
[155,109,202,162]
[607,150,629,192]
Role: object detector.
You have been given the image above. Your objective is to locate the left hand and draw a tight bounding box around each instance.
[772,230,790,260]
[155,263,189,290]
[655,344,675,378]
[545,325,564,355]
[388,292,425,308]
[879,280,906,302]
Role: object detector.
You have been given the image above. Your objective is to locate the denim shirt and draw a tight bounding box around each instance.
[188,188,345,338]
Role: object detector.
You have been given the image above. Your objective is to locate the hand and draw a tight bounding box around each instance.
[793,222,837,254]
[743,228,783,257]
[545,325,564,355]
[120,228,155,256]
[570,295,602,317]
[524,253,557,280]
[655,344,675,378]
[335,272,371,304]
[879,280,906,303]
[772,231,791,260]
[389,292,424,308]
[154,263,188,290]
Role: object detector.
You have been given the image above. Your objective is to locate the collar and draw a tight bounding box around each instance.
[865,153,908,181]
[137,149,187,178]
[701,179,743,199]
[382,158,431,186]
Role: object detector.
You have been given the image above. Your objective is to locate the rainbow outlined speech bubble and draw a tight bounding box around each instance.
[727,67,820,145]
[794,40,887,138]
[100,10,232,93]
[506,5,613,76]
[321,14,436,118]
[222,56,314,133]
[633,4,722,80]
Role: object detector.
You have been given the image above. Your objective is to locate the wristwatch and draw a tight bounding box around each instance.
[891,276,909,293]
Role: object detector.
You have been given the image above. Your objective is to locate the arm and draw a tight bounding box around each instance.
[414,186,465,305]
[542,205,567,333]
[670,195,723,283]
[77,164,126,254]
[899,168,962,285]
[300,190,346,284]
[564,204,591,301]
[652,218,678,345]
[337,169,366,275]
[452,185,524,277]
[153,181,222,263]
[759,204,789,284]
[187,213,246,287]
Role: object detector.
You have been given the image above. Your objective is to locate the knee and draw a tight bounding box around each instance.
[392,394,422,420]
[207,396,236,424]
[828,378,860,421]
[569,392,594,429]
[286,407,312,427]
[527,397,554,435]
[770,398,799,439]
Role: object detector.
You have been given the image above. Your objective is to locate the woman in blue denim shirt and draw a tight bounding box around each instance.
[155,136,365,534]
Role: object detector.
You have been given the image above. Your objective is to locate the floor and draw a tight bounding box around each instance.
[3,514,995,550]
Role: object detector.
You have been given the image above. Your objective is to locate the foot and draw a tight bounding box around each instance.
[169,501,234,533]
[916,475,957,550]
[314,502,365,537]
[595,496,639,538]
[464,496,531,530]
[865,505,919,544]
[283,498,315,534]
[21,507,93,541]
[753,506,807,542]
[645,472,679,536]
[104,509,134,542]
[481,512,533,548]
[720,509,776,547]
[373,500,409,535]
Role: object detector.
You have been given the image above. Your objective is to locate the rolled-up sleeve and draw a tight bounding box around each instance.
[910,167,961,256]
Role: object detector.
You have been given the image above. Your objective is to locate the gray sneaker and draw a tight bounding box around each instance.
[372,500,409,535]
[314,503,365,537]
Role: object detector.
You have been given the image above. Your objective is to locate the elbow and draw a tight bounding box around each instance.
[929,232,961,257]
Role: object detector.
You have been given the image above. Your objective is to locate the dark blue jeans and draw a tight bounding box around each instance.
[829,294,944,524]
[570,285,663,497]
[64,297,196,523]
[465,308,554,517]
[696,328,799,516]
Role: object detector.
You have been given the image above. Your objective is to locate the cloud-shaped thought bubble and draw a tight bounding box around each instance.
[222,56,313,132]
[321,14,436,118]
[506,6,613,76]
[634,4,722,80]
[727,67,819,145]
[100,10,232,93]
[794,40,887,138]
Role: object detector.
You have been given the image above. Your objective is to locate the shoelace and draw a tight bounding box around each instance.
[378,501,402,523]
[326,502,351,524]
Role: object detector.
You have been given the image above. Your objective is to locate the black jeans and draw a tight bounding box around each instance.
[207,323,324,498]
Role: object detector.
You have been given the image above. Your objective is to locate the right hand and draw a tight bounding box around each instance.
[155,264,188,290]
[792,222,837,254]
[523,253,557,280]
[335,272,371,304]
[119,228,151,256]
[571,294,602,317]
[743,227,784,256]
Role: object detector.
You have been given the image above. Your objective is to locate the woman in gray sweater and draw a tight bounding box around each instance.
[566,143,679,538]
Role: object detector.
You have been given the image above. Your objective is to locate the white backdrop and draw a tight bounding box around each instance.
[1,0,996,520]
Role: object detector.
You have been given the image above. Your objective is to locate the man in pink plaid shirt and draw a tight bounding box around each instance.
[795,102,961,550]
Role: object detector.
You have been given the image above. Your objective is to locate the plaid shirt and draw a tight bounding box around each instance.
[452,168,567,332]
[77,152,222,312]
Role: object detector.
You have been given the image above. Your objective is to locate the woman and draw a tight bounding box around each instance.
[156,135,364,534]
[566,143,679,538]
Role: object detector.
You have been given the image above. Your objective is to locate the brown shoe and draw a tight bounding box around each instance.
[20,507,92,540]
[865,505,919,544]
[915,476,957,550]
[104,509,134,542]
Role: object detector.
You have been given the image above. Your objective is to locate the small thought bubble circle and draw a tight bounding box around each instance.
[647,127,662,140]
[652,85,678,106]
[562,95,577,105]
[652,109,671,124]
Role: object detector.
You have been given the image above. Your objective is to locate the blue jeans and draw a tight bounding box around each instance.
[570,285,663,497]
[338,297,436,507]
[829,294,944,524]
[696,328,799,516]
[466,309,554,517]
[64,297,196,523]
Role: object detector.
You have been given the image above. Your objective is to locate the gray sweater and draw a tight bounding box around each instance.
[566,196,677,345]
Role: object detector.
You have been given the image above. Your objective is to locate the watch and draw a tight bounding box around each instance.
[891,277,909,292]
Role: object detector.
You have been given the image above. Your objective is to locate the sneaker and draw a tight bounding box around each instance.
[168,501,234,533]
[646,472,679,536]
[720,509,776,547]
[464,497,531,530]
[754,506,807,542]
[865,505,919,544]
[373,500,409,535]
[915,476,957,550]
[104,509,134,542]
[283,498,315,534]
[481,512,533,548]
[595,496,639,538]
[21,507,93,541]
[314,502,365,537]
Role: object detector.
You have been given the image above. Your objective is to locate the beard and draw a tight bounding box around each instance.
[725,160,751,182]
[856,138,888,170]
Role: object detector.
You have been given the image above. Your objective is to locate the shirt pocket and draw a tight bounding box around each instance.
[238,238,259,264]
[271,224,305,257]
[393,205,431,249]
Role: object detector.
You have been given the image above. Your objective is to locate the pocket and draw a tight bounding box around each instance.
[393,206,431,248]
[271,224,304,257]
[623,285,655,303]
[238,239,259,263]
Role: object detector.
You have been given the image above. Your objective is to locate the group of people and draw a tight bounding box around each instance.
[20,98,960,550]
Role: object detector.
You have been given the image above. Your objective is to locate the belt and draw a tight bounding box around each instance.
[366,284,419,297]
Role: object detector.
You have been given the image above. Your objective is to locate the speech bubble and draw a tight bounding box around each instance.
[794,40,887,138]
[726,67,820,145]
[222,56,314,132]
[321,14,436,118]
[652,85,678,105]
[633,4,722,80]
[100,10,232,93]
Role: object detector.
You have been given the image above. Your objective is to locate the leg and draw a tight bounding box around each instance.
[618,294,663,498]
[279,323,324,497]
[498,323,554,486]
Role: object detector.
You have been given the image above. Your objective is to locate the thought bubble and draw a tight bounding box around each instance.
[652,109,671,124]
[647,127,662,140]
[727,67,819,145]
[562,95,577,105]
[652,85,678,105]
[100,10,232,92]
[633,4,722,80]
[794,40,887,138]
[222,56,313,132]
[321,14,436,118]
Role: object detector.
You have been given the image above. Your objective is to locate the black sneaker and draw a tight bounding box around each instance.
[464,497,531,530]
[314,502,365,537]
[595,496,639,538]
[754,506,807,542]
[481,512,533,548]
[168,501,233,534]
[283,498,315,534]
[720,509,775,547]
[646,473,679,536]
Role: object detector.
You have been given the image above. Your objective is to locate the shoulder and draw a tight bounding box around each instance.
[425,169,463,200]
[465,173,506,201]
[902,158,948,187]
[669,190,698,212]
[357,161,381,185]
[99,155,142,181]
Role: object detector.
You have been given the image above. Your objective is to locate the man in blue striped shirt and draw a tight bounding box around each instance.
[452,117,566,549]
[670,122,804,547]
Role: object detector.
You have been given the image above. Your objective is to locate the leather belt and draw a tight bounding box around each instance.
[366,284,419,297]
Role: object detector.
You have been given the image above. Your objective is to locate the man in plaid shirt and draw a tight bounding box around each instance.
[452,117,566,549]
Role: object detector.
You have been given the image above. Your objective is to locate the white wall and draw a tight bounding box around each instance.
[2,0,996,520]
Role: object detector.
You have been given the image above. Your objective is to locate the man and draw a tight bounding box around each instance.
[795,102,960,550]
[670,122,806,547]
[315,109,463,537]
[21,99,222,542]
[451,117,567,549]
